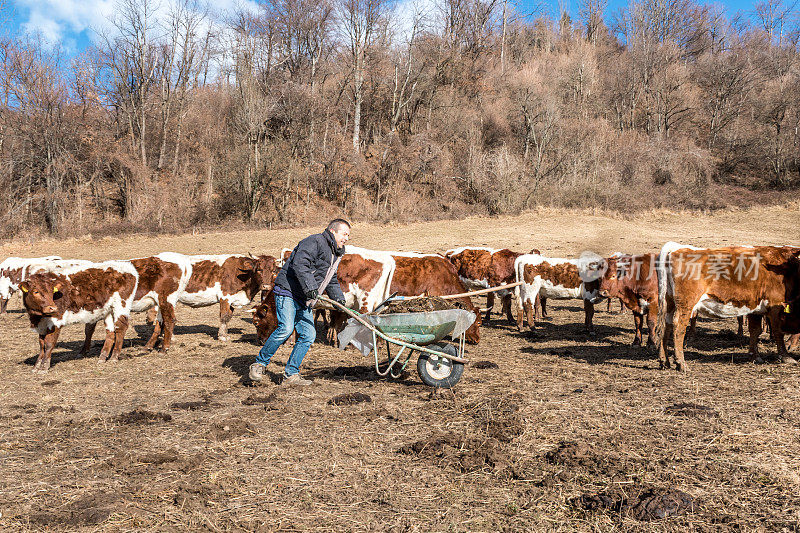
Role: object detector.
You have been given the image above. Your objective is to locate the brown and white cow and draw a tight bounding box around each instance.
[81,252,194,353]
[598,253,659,346]
[0,256,66,312]
[654,242,800,371]
[20,261,139,373]
[445,246,543,323]
[598,252,745,347]
[178,254,277,341]
[323,247,396,343]
[515,253,605,334]
[390,252,482,344]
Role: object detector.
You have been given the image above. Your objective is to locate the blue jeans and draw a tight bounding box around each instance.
[256,294,316,376]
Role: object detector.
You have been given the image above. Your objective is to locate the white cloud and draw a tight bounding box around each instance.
[16,0,115,41]
[13,0,261,46]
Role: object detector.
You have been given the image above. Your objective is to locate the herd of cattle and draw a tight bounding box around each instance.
[1,242,799,375]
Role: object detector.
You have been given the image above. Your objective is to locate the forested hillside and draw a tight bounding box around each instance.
[1,0,799,237]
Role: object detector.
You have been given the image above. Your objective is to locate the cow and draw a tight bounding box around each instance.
[596,253,659,346]
[252,289,279,344]
[654,242,800,371]
[251,250,482,345]
[389,252,482,344]
[20,261,139,373]
[598,252,745,347]
[445,246,544,323]
[80,253,193,353]
[0,256,63,312]
[177,254,277,341]
[322,247,396,344]
[515,253,605,335]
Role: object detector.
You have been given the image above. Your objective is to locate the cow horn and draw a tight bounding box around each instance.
[245,308,257,314]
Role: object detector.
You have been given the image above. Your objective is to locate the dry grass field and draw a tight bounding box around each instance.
[1,205,799,531]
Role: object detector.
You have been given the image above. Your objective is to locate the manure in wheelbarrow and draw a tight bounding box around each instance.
[376,296,468,314]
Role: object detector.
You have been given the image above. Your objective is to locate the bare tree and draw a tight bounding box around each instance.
[579,0,608,44]
[339,0,388,152]
[100,0,159,168]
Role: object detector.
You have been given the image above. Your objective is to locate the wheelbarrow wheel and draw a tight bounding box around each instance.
[417,343,464,388]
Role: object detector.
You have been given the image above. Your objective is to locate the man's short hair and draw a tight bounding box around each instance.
[327,218,351,232]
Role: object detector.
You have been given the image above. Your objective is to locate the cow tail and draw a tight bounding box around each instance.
[514,257,525,318]
[654,242,678,349]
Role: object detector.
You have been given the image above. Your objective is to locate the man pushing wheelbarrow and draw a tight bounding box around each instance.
[249,219,350,386]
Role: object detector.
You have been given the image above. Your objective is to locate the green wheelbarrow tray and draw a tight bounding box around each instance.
[366,312,458,345]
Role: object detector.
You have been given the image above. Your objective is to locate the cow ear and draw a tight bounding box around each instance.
[19,282,29,293]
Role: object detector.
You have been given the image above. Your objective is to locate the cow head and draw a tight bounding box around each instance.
[237,255,278,300]
[254,255,279,293]
[465,308,481,344]
[598,256,626,299]
[19,273,64,317]
[249,290,279,344]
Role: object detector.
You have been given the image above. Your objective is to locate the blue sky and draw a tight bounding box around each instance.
[0,0,781,56]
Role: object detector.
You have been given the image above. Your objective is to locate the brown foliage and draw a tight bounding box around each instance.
[0,0,799,238]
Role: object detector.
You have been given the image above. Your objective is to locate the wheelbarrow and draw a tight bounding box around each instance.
[318,295,475,388]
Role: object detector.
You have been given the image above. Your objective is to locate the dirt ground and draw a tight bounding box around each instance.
[1,204,800,531]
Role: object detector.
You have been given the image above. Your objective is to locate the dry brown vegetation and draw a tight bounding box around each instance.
[1,0,800,239]
[0,207,799,530]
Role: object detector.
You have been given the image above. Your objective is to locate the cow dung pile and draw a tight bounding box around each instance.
[376,296,468,314]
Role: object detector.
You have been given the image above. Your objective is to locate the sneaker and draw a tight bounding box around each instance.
[249,363,266,382]
[282,372,312,386]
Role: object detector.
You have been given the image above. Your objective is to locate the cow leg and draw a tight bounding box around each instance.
[34,328,60,373]
[218,299,233,341]
[484,292,494,324]
[145,306,158,325]
[81,322,97,355]
[502,294,515,324]
[540,296,548,317]
[98,317,116,363]
[108,316,129,361]
[685,315,697,345]
[657,321,672,369]
[632,312,644,346]
[523,299,535,332]
[737,316,744,337]
[0,297,7,313]
[515,296,526,331]
[315,309,328,330]
[584,299,595,336]
[159,304,176,352]
[606,299,612,313]
[326,310,341,345]
[144,307,162,350]
[328,310,350,346]
[645,305,657,346]
[672,312,690,372]
[748,314,763,361]
[767,309,796,364]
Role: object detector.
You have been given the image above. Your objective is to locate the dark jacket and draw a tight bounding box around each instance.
[274,229,346,304]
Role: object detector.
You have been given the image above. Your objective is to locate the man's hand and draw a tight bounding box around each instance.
[305,289,318,301]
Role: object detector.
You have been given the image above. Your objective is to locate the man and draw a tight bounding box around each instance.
[249,219,350,385]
